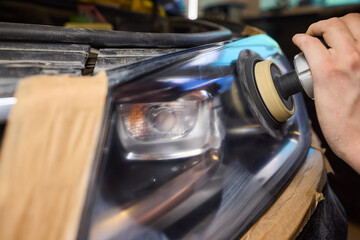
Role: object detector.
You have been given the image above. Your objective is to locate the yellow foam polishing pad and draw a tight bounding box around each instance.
[254,60,295,122]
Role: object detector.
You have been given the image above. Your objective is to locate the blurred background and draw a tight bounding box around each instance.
[0,0,359,238]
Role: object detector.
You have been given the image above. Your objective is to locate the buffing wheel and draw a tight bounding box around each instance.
[235,50,295,138]
[254,60,295,122]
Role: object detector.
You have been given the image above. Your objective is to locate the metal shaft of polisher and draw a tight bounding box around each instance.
[273,52,314,100]
[276,37,329,100]
[274,70,303,100]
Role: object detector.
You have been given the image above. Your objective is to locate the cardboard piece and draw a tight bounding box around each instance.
[0,72,107,240]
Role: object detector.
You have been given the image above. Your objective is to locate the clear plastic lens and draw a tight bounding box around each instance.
[120,101,198,141]
[116,96,223,160]
[148,106,177,132]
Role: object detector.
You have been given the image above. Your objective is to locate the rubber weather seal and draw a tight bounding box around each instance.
[0,19,232,48]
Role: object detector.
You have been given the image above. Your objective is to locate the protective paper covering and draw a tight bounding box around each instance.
[0,72,107,240]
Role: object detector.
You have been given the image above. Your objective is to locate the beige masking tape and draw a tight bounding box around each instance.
[241,25,266,36]
[310,127,334,174]
[240,149,325,240]
[0,72,108,240]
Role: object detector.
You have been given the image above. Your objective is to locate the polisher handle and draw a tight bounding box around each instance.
[294,53,313,99]
[293,37,329,99]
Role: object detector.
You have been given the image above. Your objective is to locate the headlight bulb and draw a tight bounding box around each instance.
[148,106,176,132]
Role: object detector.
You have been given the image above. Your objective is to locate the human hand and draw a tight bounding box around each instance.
[292,13,360,174]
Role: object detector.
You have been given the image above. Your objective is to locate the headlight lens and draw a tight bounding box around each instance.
[120,101,198,141]
[116,93,223,160]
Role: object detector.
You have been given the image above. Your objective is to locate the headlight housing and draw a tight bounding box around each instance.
[117,92,223,160]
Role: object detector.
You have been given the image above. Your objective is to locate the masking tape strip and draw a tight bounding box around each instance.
[310,126,334,174]
[0,72,108,240]
[241,25,266,37]
[240,149,325,240]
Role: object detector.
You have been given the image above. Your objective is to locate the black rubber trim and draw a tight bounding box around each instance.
[296,182,347,240]
[0,19,232,48]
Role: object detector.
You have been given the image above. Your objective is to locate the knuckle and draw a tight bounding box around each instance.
[348,50,360,71]
[321,59,336,74]
[308,22,316,30]
[314,59,336,81]
[343,13,360,21]
[331,48,360,74]
[326,17,343,27]
[301,36,317,46]
[320,57,339,72]
[327,67,345,83]
[307,22,319,32]
[347,48,360,61]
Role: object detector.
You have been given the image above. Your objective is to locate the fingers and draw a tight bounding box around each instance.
[292,34,330,73]
[340,13,360,42]
[306,17,356,53]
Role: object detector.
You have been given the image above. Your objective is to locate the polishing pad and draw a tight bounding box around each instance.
[254,60,295,122]
[235,50,293,138]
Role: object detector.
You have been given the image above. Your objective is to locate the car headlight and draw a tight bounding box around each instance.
[116,91,223,160]
[88,34,312,240]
